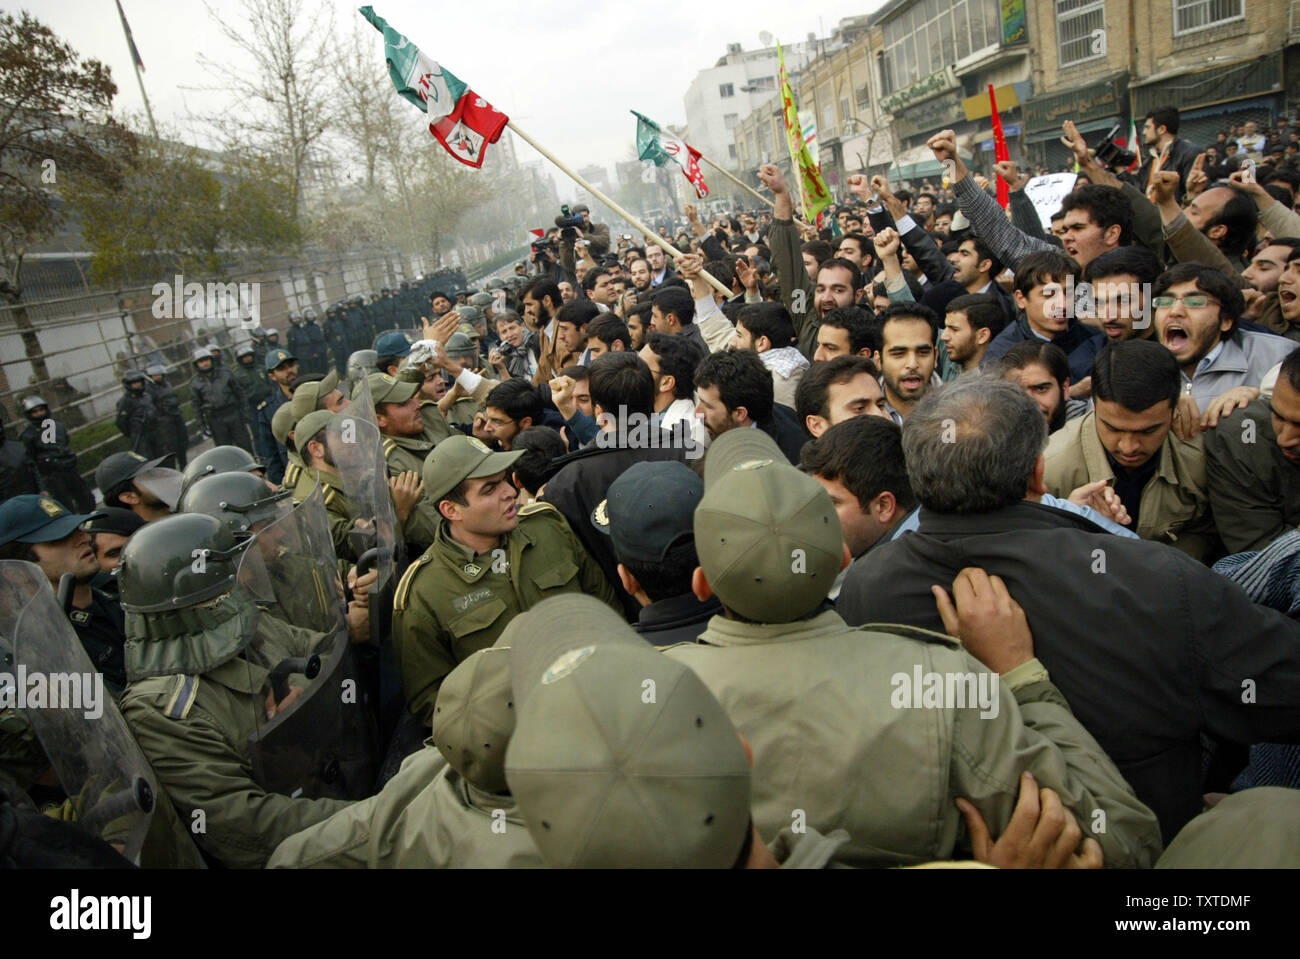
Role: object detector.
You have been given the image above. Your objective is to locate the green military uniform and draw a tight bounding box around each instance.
[392,436,618,726]
[364,373,450,550]
[394,503,617,726]
[121,607,352,869]
[292,462,353,559]
[269,648,542,868]
[283,449,306,492]
[116,514,355,869]
[443,395,479,431]
[267,746,539,868]
[0,707,46,807]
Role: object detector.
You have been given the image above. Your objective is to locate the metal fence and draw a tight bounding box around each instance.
[1,248,439,486]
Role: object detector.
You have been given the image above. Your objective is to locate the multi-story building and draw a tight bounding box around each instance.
[684,37,825,174]
[870,0,1033,184]
[731,18,892,196]
[732,2,1035,197]
[1023,0,1299,170]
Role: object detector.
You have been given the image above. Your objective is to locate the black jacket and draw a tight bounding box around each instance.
[540,429,688,621]
[758,403,809,465]
[981,313,1104,384]
[634,593,722,647]
[1138,136,1201,205]
[837,500,1300,843]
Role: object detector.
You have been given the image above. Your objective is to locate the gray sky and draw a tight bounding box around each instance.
[17,0,881,177]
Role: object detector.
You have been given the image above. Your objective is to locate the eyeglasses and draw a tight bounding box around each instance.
[1152,294,1220,309]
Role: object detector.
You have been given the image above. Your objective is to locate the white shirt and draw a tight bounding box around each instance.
[658,396,711,450]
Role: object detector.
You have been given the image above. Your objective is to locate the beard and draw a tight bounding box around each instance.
[1048,386,1068,433]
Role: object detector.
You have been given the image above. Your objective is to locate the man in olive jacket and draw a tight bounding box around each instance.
[1044,340,1218,562]
[663,428,1162,868]
[1205,349,1300,554]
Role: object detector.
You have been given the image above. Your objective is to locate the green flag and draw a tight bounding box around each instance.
[360,5,466,122]
[633,111,709,198]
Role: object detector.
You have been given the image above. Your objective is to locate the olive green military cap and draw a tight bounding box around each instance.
[360,371,420,407]
[503,594,751,868]
[421,434,523,508]
[271,402,298,447]
[431,646,514,793]
[290,369,341,422]
[294,409,334,448]
[695,427,843,623]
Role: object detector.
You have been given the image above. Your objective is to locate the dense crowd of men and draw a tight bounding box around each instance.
[3,108,1300,869]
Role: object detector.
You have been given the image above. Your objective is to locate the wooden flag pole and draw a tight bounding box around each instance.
[697,153,773,209]
[506,120,732,298]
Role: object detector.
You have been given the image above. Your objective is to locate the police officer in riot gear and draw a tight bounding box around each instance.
[145,364,190,469]
[289,308,330,375]
[115,370,161,458]
[20,395,93,513]
[180,444,265,496]
[191,348,251,453]
[232,343,271,463]
[116,509,377,868]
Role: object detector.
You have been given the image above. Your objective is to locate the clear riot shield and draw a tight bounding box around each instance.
[325,375,402,642]
[324,376,404,745]
[0,560,205,867]
[237,485,378,800]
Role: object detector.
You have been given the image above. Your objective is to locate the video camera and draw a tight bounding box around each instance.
[1093,124,1138,172]
[554,204,589,241]
[530,234,557,267]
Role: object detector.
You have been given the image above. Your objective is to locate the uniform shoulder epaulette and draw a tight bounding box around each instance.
[382,437,398,457]
[256,400,268,411]
[162,673,201,720]
[394,553,432,611]
[654,640,701,653]
[856,622,962,649]
[322,485,343,508]
[517,501,560,519]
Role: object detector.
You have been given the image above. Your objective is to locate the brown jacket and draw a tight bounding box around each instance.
[1044,410,1218,561]
[531,326,574,387]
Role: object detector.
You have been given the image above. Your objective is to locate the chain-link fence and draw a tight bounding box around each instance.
[1,248,450,491]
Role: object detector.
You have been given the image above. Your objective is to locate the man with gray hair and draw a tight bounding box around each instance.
[837,376,1300,844]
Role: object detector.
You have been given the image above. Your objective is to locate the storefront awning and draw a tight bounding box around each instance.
[1024,116,1120,144]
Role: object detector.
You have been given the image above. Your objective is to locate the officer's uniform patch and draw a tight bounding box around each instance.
[164,674,200,720]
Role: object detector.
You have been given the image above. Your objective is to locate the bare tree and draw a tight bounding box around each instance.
[198,0,335,229]
[331,21,390,192]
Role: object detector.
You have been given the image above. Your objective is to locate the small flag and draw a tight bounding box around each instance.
[632,111,709,198]
[1128,116,1142,172]
[777,44,830,220]
[360,6,508,169]
[529,228,546,239]
[799,110,819,170]
[116,0,145,72]
[989,84,1010,210]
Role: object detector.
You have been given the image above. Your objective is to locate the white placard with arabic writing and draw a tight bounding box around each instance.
[1024,173,1078,232]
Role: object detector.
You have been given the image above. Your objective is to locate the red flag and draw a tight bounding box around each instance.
[529,228,545,238]
[989,84,1010,210]
[430,91,509,169]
